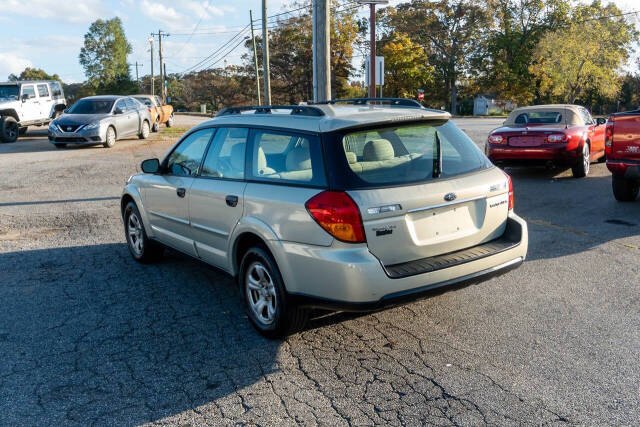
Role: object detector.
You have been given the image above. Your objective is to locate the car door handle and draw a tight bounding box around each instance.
[225,195,238,207]
[176,187,186,198]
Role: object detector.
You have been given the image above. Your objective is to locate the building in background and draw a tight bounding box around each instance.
[473,95,516,116]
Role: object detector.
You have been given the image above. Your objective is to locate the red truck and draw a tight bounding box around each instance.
[605,112,640,201]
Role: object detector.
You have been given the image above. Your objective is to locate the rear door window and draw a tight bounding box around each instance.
[37,84,50,98]
[249,130,326,186]
[328,121,491,189]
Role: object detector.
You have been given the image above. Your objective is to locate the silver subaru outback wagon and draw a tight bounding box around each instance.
[121,99,528,338]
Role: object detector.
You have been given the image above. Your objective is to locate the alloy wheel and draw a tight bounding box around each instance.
[127,212,144,256]
[583,143,590,176]
[245,262,277,325]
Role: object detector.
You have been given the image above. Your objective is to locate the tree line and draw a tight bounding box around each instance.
[8,1,640,114]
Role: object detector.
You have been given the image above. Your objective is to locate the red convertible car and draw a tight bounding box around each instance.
[486,105,606,177]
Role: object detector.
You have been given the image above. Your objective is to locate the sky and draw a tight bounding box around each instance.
[0,0,638,84]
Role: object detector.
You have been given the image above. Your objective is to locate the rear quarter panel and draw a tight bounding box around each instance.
[610,113,640,161]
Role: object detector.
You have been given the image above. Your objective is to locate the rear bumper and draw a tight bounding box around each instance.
[606,159,640,180]
[275,213,528,309]
[487,143,579,165]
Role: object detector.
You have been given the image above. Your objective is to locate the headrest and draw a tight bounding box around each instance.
[229,143,244,171]
[286,140,311,171]
[257,146,268,170]
[363,139,394,161]
[345,151,357,164]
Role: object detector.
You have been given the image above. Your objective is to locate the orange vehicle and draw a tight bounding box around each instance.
[132,95,174,132]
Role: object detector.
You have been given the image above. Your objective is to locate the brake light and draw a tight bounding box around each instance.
[546,134,570,143]
[605,120,614,154]
[502,171,514,211]
[305,191,366,243]
[488,134,505,144]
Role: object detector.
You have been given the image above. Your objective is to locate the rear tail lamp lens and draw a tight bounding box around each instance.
[605,121,614,154]
[488,134,505,144]
[305,191,366,243]
[501,171,514,211]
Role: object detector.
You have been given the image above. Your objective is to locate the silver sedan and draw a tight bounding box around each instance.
[48,95,152,148]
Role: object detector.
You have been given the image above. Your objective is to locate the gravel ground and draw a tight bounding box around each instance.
[1,115,639,425]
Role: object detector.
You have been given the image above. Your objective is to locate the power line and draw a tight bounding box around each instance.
[181,25,250,73]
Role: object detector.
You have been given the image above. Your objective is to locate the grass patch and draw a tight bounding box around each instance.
[157,126,189,140]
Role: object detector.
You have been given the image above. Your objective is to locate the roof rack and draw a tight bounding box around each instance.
[216,105,325,117]
[316,98,424,108]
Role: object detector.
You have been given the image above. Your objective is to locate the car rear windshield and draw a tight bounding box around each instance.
[324,120,491,189]
[67,99,114,114]
[514,111,563,124]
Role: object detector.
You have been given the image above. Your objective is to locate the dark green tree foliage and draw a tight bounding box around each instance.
[79,17,133,94]
[8,67,62,82]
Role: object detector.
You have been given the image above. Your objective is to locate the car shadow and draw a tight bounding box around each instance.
[0,243,282,425]
[504,165,640,261]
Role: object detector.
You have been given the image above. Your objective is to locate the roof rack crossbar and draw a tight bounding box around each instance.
[316,98,424,108]
[216,105,325,117]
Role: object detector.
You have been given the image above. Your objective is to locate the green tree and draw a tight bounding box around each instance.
[378,33,435,99]
[79,17,132,93]
[530,1,637,104]
[8,67,62,82]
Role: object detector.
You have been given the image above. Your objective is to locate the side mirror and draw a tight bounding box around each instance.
[114,108,124,115]
[21,94,29,102]
[63,109,69,114]
[596,117,606,126]
[141,158,160,174]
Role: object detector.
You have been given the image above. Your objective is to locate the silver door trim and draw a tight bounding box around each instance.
[149,210,190,225]
[191,221,229,237]
[407,195,486,214]
[150,225,193,245]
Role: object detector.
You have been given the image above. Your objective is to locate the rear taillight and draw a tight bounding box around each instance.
[147,108,152,113]
[488,134,505,144]
[502,171,514,211]
[305,191,366,243]
[546,134,570,143]
[605,119,614,154]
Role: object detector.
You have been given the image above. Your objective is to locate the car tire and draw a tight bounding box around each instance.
[123,201,164,263]
[138,120,150,139]
[54,143,67,148]
[103,126,116,148]
[166,114,174,128]
[152,120,159,132]
[18,126,27,136]
[0,116,19,143]
[239,246,308,338]
[572,142,590,178]
[612,175,639,202]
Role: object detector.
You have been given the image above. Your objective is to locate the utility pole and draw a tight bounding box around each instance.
[149,37,154,96]
[261,0,271,105]
[312,0,330,102]
[151,30,170,103]
[359,0,388,98]
[163,63,167,103]
[249,10,261,105]
[135,61,143,88]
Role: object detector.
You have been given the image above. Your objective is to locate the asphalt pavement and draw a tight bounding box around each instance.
[1,115,639,425]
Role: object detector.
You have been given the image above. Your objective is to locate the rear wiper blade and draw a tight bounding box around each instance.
[433,130,442,178]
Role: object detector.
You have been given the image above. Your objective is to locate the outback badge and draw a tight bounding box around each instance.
[444,192,457,202]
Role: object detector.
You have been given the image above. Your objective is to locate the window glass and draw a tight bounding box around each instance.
[580,108,594,125]
[250,130,325,186]
[201,128,247,179]
[0,85,19,99]
[155,96,162,106]
[50,82,62,97]
[115,99,126,112]
[22,85,35,99]
[37,84,50,97]
[514,111,563,124]
[125,98,137,110]
[339,121,490,187]
[68,99,114,114]
[165,129,215,177]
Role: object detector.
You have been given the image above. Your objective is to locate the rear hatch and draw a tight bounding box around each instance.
[349,167,510,265]
[327,119,511,267]
[610,113,640,160]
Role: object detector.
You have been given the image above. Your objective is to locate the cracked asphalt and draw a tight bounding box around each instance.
[1,116,639,425]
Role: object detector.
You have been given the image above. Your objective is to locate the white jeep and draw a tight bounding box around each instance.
[0,80,67,143]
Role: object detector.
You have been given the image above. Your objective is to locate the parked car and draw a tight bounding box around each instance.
[121,98,528,337]
[0,80,66,143]
[132,94,174,132]
[486,104,606,177]
[604,111,640,201]
[48,95,152,148]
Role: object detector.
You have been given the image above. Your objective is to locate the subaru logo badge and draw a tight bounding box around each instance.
[444,192,457,202]
[67,127,72,131]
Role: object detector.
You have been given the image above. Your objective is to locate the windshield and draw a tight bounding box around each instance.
[0,85,19,100]
[67,99,114,114]
[329,120,491,189]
